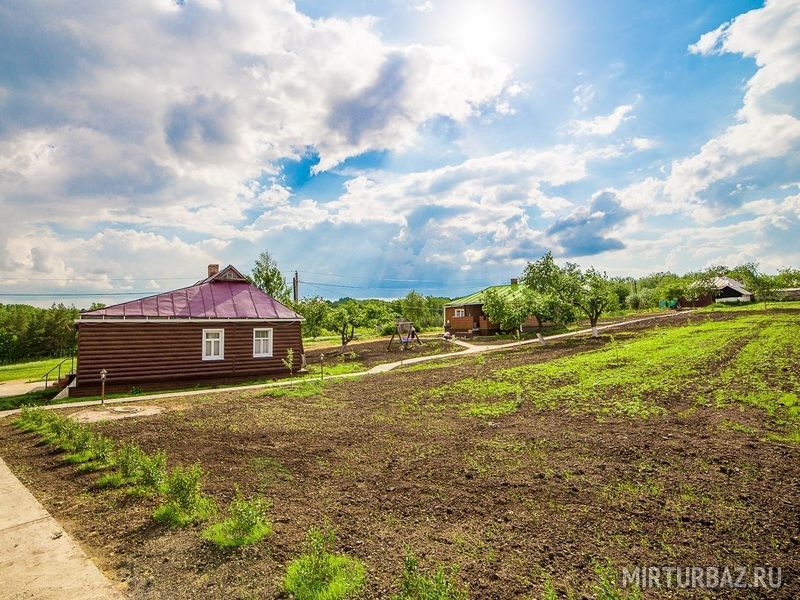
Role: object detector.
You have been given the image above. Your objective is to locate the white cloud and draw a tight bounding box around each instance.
[572,83,596,111]
[412,1,435,13]
[666,0,800,207]
[630,137,657,150]
[570,103,635,136]
[0,0,514,246]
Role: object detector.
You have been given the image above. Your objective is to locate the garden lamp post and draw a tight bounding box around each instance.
[100,368,107,406]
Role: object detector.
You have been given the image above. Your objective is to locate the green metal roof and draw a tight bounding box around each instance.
[445,283,528,307]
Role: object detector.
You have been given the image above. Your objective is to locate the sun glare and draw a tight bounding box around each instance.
[438,0,530,59]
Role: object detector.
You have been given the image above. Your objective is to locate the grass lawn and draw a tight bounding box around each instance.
[0,357,69,383]
[1,309,798,598]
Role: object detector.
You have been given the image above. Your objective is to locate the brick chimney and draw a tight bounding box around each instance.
[207,264,220,278]
[510,277,519,286]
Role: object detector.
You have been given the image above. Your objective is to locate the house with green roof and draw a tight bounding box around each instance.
[444,278,534,336]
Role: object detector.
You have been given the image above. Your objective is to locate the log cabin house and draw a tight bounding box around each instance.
[444,278,540,337]
[70,264,304,397]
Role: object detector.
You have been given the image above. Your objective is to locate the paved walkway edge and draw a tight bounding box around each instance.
[0,457,122,599]
[0,311,686,418]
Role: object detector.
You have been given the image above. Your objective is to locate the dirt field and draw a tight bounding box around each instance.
[304,336,463,370]
[1,310,798,599]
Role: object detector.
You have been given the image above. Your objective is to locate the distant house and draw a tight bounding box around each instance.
[680,276,753,307]
[444,278,537,336]
[71,264,304,397]
[776,287,800,301]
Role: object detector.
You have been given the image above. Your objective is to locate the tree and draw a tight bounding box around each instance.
[323,301,366,351]
[558,265,618,336]
[523,253,615,336]
[655,275,686,305]
[251,251,290,301]
[401,290,429,327]
[775,267,800,288]
[293,296,329,340]
[481,288,531,336]
[683,273,717,307]
[521,252,576,334]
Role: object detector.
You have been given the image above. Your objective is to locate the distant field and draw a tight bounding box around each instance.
[0,357,68,383]
[1,309,798,598]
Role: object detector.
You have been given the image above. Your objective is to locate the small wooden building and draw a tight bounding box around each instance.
[444,278,539,336]
[679,276,753,308]
[71,264,304,397]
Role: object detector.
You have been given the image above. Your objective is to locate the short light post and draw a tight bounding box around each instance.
[100,368,107,406]
[319,354,325,382]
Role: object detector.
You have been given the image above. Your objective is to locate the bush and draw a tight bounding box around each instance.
[13,406,50,432]
[626,294,641,310]
[153,464,216,526]
[392,553,468,600]
[283,524,366,600]
[96,442,149,489]
[140,450,168,491]
[202,490,273,548]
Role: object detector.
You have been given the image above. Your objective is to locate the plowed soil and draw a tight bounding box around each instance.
[1,310,798,599]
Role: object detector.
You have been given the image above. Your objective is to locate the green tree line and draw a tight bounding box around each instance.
[0,303,80,363]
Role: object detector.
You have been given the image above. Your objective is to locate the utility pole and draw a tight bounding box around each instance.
[292,271,299,303]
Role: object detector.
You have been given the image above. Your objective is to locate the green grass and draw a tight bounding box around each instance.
[420,313,800,427]
[262,380,326,398]
[304,361,365,378]
[0,388,60,411]
[283,524,366,600]
[202,491,273,548]
[0,357,67,383]
[701,300,800,312]
[392,553,468,600]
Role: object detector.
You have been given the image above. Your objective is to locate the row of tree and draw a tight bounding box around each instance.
[0,303,80,364]
[476,256,800,338]
[480,253,619,338]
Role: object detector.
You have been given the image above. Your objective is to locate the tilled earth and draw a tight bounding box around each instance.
[304,337,463,369]
[1,311,798,599]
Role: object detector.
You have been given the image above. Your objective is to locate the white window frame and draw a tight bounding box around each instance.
[202,328,224,361]
[253,327,274,358]
[454,308,465,317]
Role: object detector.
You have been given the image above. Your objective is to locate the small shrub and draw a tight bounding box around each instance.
[140,450,168,492]
[282,348,295,375]
[202,490,273,548]
[392,553,468,600]
[153,464,216,526]
[97,442,149,488]
[67,433,115,470]
[283,524,366,600]
[13,406,53,433]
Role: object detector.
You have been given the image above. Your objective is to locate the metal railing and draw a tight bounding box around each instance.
[41,355,76,389]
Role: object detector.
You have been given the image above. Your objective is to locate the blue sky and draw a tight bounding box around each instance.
[0,0,798,304]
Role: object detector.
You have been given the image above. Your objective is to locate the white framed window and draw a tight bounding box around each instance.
[202,328,224,361]
[454,308,465,317]
[253,328,273,358]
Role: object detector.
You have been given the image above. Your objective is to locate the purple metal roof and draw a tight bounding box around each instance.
[80,281,302,320]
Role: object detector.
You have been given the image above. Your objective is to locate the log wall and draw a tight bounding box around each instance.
[73,320,303,397]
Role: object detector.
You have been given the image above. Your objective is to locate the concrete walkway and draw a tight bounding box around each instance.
[0,457,121,599]
[0,311,684,418]
[0,379,45,398]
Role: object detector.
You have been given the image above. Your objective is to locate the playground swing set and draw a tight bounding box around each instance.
[387,319,422,351]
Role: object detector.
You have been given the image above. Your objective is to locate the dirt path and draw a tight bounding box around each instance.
[0,457,121,599]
